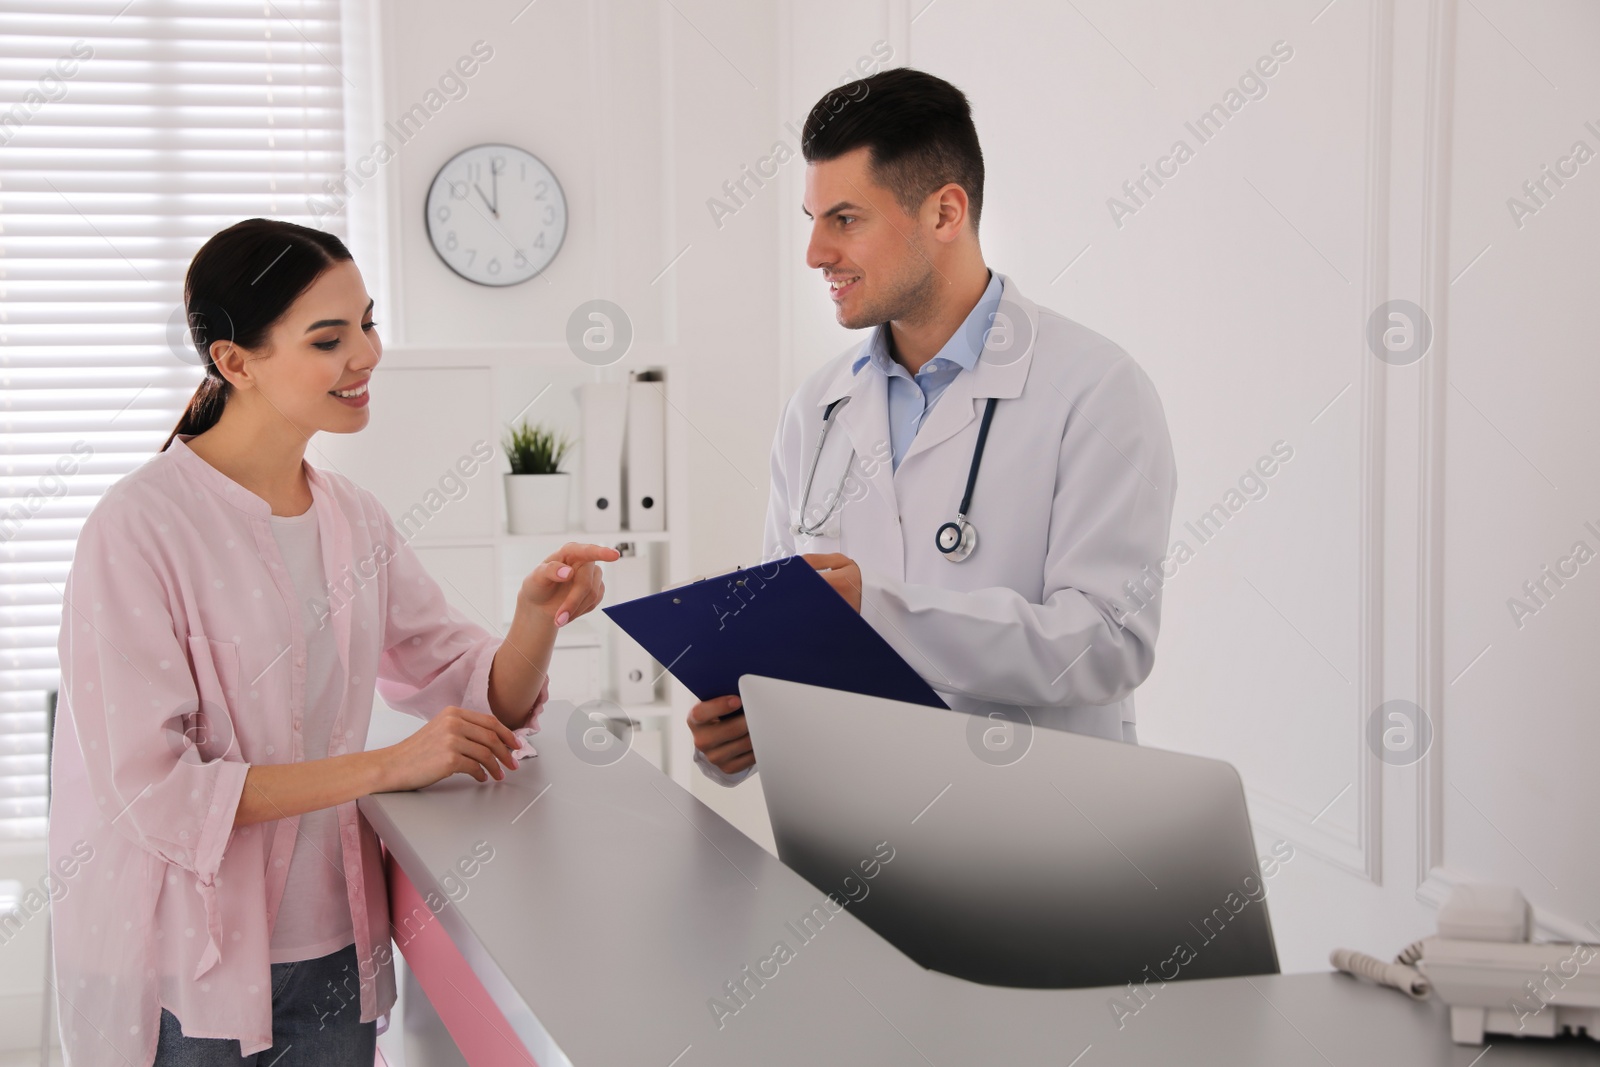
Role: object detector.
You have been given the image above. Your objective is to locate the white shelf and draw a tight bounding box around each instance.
[500,529,672,545]
[618,700,675,722]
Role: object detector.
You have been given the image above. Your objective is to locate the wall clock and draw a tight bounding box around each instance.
[425,143,568,286]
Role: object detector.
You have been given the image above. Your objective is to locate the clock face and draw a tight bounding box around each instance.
[425,144,568,286]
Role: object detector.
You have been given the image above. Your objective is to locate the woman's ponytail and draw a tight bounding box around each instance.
[159,218,352,453]
[162,373,230,452]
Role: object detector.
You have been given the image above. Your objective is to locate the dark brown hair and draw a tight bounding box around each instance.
[161,218,352,452]
[801,67,986,226]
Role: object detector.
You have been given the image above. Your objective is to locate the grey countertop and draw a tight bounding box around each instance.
[359,703,1594,1066]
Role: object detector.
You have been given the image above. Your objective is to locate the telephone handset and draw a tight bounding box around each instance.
[1333,884,1598,1045]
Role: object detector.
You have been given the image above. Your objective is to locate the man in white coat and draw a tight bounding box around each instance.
[690,67,1177,784]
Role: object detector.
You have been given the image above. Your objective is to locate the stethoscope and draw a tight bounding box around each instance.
[792,394,1000,563]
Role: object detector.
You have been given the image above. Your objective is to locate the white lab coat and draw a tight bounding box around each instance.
[699,274,1177,784]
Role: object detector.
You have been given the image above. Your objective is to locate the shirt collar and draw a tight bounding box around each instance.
[166,433,328,518]
[852,270,1004,377]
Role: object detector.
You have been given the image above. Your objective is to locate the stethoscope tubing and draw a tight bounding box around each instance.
[956,396,999,522]
[792,396,853,537]
[794,394,1000,560]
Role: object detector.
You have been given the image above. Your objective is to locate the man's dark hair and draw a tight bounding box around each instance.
[801,67,985,227]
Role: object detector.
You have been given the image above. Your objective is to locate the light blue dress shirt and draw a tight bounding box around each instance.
[852,271,1004,471]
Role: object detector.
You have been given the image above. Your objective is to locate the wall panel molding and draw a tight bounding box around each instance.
[889,0,912,67]
[1415,0,1458,897]
[1352,0,1396,887]
[1239,0,1394,885]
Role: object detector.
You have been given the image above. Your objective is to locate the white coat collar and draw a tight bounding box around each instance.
[817,272,1038,407]
[817,272,1039,468]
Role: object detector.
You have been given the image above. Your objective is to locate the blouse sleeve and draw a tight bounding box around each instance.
[372,506,536,723]
[57,508,250,978]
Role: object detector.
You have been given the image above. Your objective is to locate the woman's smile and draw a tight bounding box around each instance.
[329,378,370,407]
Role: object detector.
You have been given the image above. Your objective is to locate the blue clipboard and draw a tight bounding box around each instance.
[602,556,948,709]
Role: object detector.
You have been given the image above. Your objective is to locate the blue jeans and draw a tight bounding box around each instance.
[154,942,375,1066]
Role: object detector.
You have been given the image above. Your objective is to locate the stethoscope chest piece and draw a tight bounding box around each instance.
[931,395,999,564]
[936,518,977,562]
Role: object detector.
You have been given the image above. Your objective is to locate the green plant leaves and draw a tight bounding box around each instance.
[502,422,572,475]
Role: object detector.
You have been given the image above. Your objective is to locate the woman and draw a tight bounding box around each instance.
[47,218,617,1066]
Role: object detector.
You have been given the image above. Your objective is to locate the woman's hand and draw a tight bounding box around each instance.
[376,704,524,791]
[517,542,621,626]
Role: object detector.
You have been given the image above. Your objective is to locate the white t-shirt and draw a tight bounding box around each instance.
[266,507,355,963]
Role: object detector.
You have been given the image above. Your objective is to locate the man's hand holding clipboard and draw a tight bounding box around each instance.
[601,553,944,780]
[801,553,863,613]
[690,555,860,777]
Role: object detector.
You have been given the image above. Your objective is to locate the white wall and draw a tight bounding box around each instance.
[366,0,781,576]
[1421,0,1599,929]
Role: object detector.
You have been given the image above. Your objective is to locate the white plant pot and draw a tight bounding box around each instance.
[504,473,571,534]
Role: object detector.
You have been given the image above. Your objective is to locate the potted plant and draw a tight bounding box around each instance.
[502,421,573,534]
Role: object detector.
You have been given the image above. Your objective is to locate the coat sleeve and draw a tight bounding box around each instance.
[762,390,803,562]
[57,507,251,979]
[372,505,543,724]
[859,354,1178,710]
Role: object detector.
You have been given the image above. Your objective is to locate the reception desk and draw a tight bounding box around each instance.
[358,703,1592,1066]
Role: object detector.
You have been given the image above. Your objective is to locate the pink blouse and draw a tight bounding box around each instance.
[47,434,544,1065]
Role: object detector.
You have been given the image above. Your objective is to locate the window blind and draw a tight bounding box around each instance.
[0,0,349,839]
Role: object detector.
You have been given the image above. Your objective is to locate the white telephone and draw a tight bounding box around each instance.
[1333,884,1599,1045]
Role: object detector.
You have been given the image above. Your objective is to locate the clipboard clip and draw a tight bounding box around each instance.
[663,556,796,592]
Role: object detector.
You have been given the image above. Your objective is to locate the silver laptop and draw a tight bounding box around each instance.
[739,675,1280,989]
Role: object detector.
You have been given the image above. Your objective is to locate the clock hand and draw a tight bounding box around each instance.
[491,165,500,215]
[473,182,498,219]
